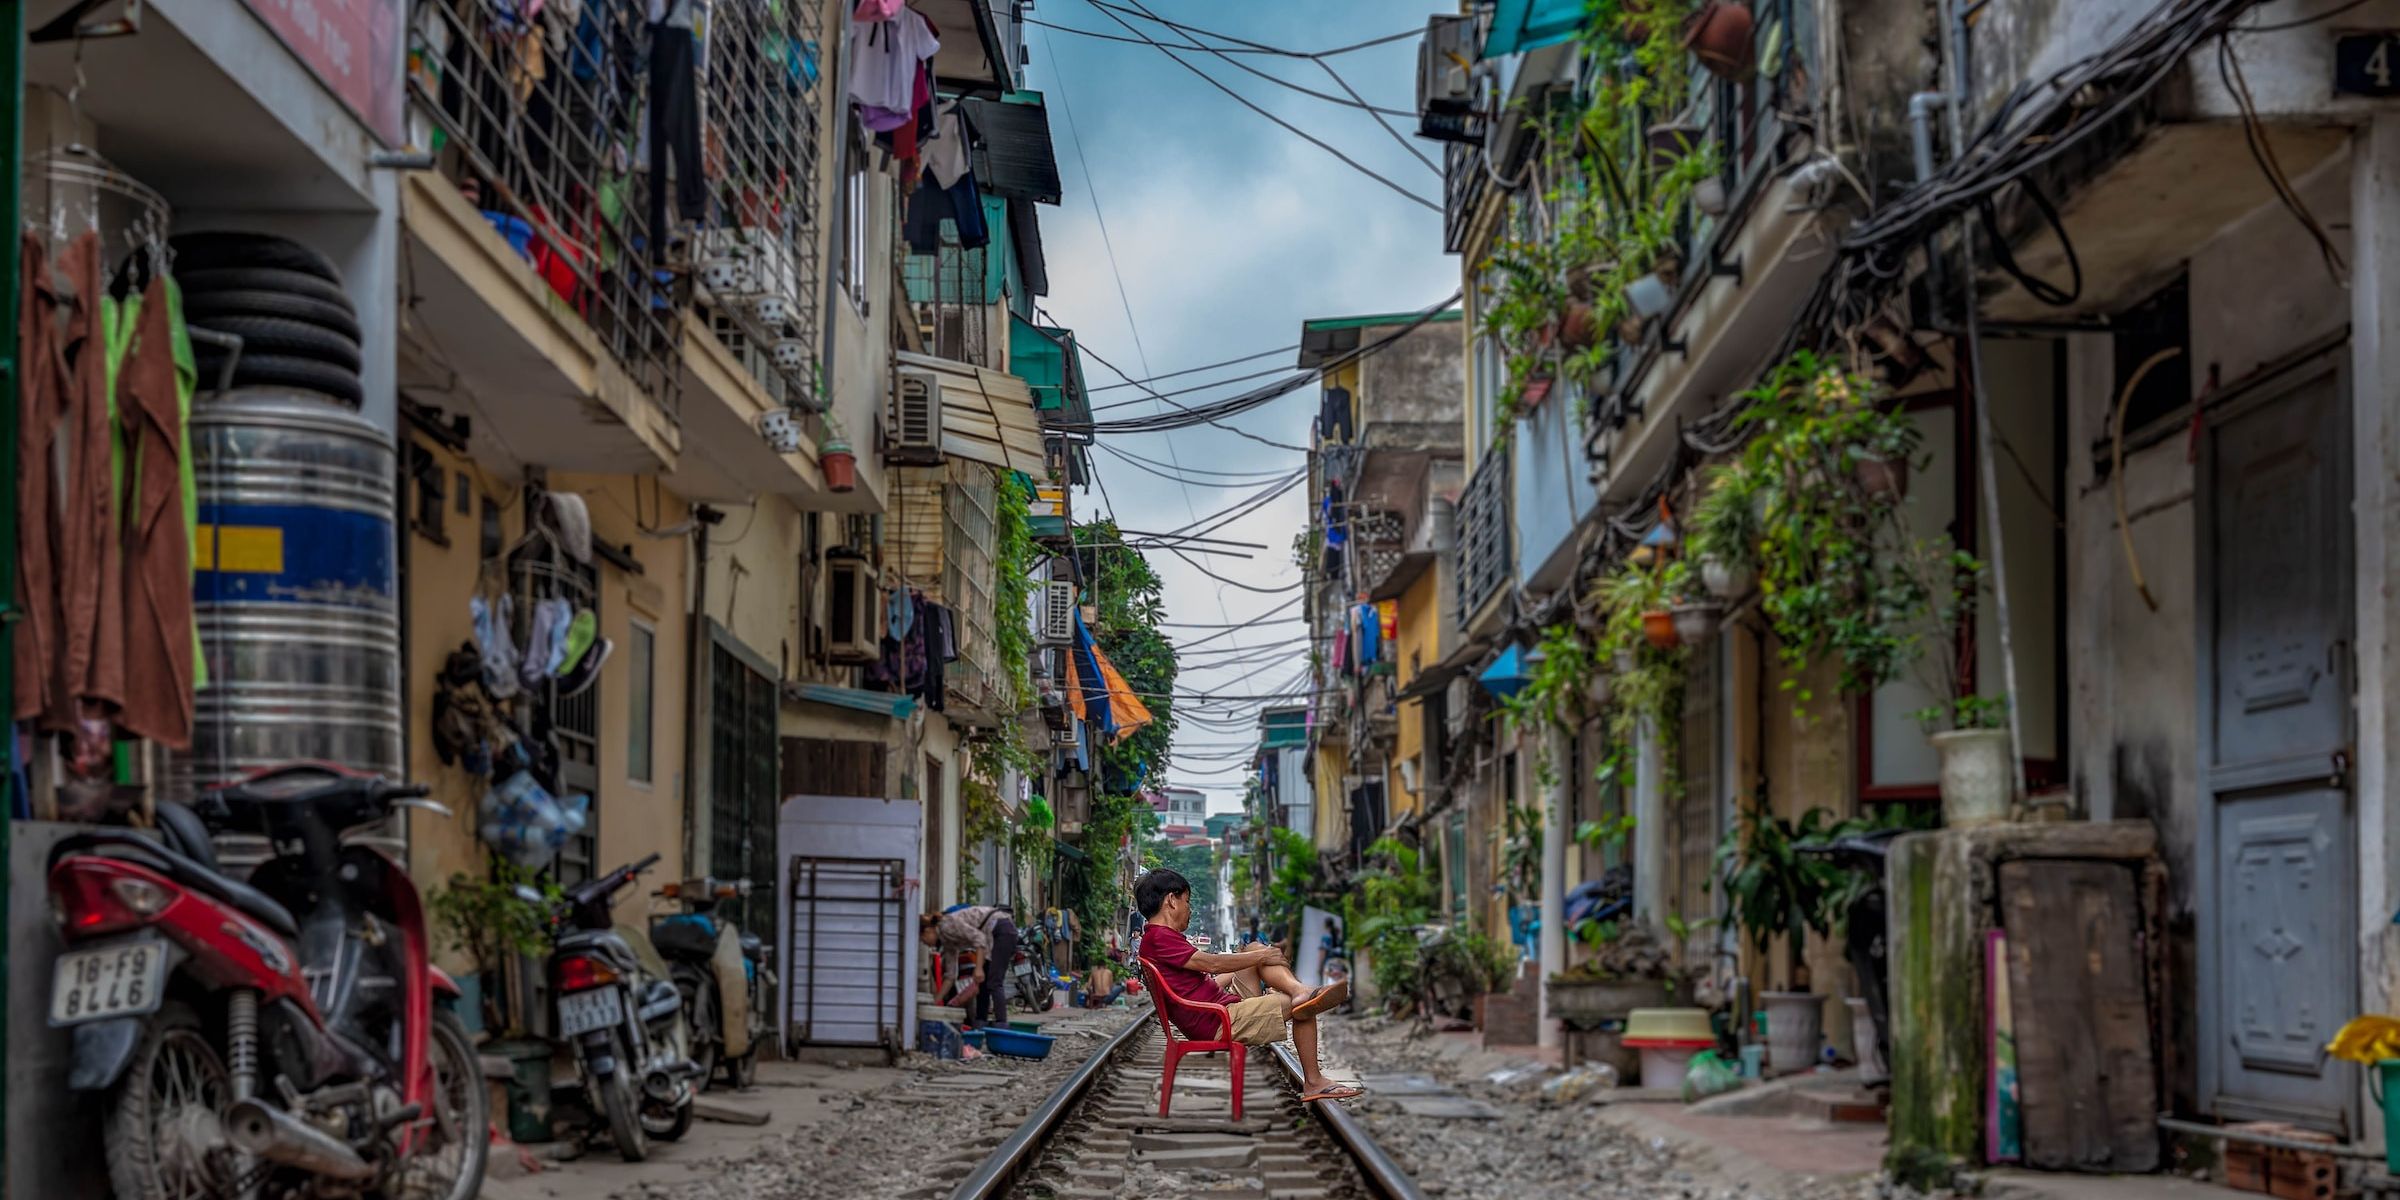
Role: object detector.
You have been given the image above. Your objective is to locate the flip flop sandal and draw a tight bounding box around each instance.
[1300,1084,1364,1103]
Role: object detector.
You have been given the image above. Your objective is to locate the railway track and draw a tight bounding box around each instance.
[942,1011,1423,1200]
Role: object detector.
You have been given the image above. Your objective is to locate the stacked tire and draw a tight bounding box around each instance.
[172,232,365,407]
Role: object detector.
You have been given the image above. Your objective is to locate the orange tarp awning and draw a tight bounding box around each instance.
[1090,643,1154,743]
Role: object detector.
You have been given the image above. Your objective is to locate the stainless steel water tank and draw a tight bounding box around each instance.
[176,391,402,825]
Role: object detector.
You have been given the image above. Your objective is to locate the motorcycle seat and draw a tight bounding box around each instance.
[77,808,300,940]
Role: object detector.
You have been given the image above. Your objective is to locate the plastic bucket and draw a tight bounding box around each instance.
[2376,1060,2400,1173]
[1627,1041,1709,1089]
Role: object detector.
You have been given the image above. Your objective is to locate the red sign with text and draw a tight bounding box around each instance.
[240,0,404,144]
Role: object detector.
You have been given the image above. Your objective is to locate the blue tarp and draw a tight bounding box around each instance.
[1483,0,1584,58]
[1071,610,1114,738]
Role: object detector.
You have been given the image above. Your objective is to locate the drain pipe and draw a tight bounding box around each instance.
[684,505,724,875]
[1935,0,2031,806]
[1908,91,1952,328]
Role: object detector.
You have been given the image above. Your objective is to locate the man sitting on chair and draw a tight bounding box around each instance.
[1135,868,1362,1103]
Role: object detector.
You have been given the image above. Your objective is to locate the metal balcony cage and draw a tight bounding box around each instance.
[408,0,688,411]
[696,0,832,406]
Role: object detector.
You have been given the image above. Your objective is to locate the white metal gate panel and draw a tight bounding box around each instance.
[786,857,906,1047]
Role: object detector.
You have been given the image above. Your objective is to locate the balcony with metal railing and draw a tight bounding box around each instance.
[1456,445,1511,633]
[402,0,845,484]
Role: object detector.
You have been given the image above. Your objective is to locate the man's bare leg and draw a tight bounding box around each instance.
[1292,1015,1333,1092]
[1257,961,1315,999]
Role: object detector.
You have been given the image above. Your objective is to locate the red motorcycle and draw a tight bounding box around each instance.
[47,762,488,1200]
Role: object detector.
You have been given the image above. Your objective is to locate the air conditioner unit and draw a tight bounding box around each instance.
[1040,580,1076,644]
[1417,13,1483,144]
[887,367,944,464]
[825,552,880,664]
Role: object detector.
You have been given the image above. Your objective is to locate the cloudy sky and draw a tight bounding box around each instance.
[1020,3,1456,813]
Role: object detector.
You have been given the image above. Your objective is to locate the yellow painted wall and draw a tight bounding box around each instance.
[1312,737,1348,855]
[404,451,695,971]
[1386,567,1442,820]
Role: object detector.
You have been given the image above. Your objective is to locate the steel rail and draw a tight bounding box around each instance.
[1268,1043,1427,1200]
[947,1013,1151,1200]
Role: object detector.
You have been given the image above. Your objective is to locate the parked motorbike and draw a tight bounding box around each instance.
[1008,942,1057,1014]
[46,762,488,1200]
[1800,827,1904,1082]
[534,853,699,1161]
[650,877,774,1090]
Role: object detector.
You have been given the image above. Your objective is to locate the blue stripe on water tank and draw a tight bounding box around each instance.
[195,502,395,610]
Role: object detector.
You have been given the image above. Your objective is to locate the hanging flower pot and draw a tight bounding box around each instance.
[1587,671,1616,708]
[1613,647,1639,674]
[1854,452,1909,499]
[1693,176,1730,217]
[1615,312,1647,346]
[1567,260,1611,303]
[1626,272,1673,319]
[1642,609,1680,650]
[1654,247,1686,288]
[1560,301,1601,352]
[1686,2,1759,81]
[1699,555,1754,600]
[1670,601,1723,644]
[820,439,857,492]
[1522,374,1556,409]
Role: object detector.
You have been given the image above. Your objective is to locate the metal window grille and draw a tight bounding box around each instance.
[509,536,600,885]
[407,0,686,412]
[1457,447,1511,618]
[695,0,832,402]
[708,640,781,931]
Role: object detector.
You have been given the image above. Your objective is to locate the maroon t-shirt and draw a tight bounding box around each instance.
[1141,923,1236,1040]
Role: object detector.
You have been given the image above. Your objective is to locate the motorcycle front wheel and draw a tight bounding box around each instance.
[389,1008,492,1200]
[673,966,720,1092]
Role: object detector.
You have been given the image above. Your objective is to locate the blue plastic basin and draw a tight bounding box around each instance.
[982,1027,1056,1060]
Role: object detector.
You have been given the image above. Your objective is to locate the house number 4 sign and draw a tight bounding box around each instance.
[2336,33,2400,97]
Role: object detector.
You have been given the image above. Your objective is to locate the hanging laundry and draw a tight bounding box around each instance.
[923,97,974,189]
[903,170,989,253]
[846,8,938,116]
[1378,600,1400,643]
[14,233,69,724]
[647,0,708,255]
[1355,602,1380,667]
[887,584,916,640]
[163,277,204,691]
[470,594,523,700]
[522,597,564,686]
[113,274,197,748]
[57,232,127,741]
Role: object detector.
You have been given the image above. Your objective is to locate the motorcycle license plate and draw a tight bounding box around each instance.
[51,940,168,1026]
[558,987,624,1037]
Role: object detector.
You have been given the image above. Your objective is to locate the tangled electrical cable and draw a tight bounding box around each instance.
[1057,291,1465,438]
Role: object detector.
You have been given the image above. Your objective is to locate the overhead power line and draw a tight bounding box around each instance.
[1081,3,1442,213]
[1087,343,1303,392]
[1023,13,1421,60]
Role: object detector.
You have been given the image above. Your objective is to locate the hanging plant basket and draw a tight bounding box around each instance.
[1613,647,1639,674]
[1523,374,1556,408]
[1615,312,1647,346]
[1620,0,1657,44]
[1642,610,1681,650]
[820,441,858,492]
[1699,555,1754,600]
[1568,260,1613,303]
[1693,176,1730,217]
[1686,2,1759,81]
[1854,453,1908,499]
[1670,601,1723,645]
[1587,671,1616,708]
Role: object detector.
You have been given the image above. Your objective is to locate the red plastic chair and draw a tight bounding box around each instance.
[1138,956,1246,1121]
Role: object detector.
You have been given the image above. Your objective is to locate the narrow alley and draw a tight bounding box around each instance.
[5,1,2400,1199]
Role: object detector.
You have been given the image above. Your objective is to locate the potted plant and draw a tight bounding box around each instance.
[1689,462,1763,599]
[1549,918,1676,1028]
[1669,600,1721,644]
[1718,802,1846,1074]
[1921,694,2013,827]
[430,865,565,1140]
[1685,1,1758,80]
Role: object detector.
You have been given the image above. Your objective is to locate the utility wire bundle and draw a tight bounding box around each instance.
[1056,290,1463,438]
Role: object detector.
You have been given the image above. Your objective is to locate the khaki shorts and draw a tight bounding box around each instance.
[1215,971,1288,1045]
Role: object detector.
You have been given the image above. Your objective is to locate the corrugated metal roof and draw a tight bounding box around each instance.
[1009,200,1048,297]
[965,92,1061,204]
[894,350,1048,473]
